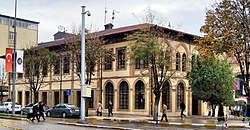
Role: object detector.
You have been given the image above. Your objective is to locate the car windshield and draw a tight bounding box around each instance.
[67,104,76,108]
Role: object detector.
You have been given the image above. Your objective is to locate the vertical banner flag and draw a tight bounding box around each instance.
[5,48,13,72]
[0,59,5,80]
[16,50,24,73]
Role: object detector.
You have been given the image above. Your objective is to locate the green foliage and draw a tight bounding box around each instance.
[127,25,173,90]
[187,56,234,106]
[127,24,175,120]
[198,0,250,97]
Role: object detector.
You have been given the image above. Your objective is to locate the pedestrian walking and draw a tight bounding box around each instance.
[242,102,248,121]
[26,103,34,121]
[97,101,102,116]
[208,104,212,116]
[217,102,225,122]
[38,101,46,121]
[32,102,40,122]
[180,101,186,118]
[160,104,168,122]
[108,100,113,117]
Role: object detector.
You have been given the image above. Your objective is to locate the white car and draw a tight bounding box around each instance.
[0,102,22,113]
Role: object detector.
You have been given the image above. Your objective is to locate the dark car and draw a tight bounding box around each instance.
[21,103,49,115]
[46,104,80,118]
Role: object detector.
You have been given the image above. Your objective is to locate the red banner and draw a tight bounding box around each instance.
[5,48,13,72]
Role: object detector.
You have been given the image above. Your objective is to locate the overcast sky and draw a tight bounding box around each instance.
[0,0,212,43]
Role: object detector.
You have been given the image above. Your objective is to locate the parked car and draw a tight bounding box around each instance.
[0,102,22,114]
[21,103,49,115]
[46,104,80,118]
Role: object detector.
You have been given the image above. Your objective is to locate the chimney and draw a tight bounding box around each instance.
[104,23,113,30]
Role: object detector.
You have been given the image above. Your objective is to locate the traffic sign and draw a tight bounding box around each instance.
[66,89,71,96]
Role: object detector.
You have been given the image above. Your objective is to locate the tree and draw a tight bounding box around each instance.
[62,25,113,116]
[24,47,57,102]
[64,26,112,85]
[187,56,234,117]
[127,7,177,120]
[198,0,250,99]
[128,25,176,120]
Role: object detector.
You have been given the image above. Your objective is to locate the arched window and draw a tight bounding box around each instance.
[182,53,186,71]
[119,81,129,109]
[105,82,114,108]
[162,81,170,109]
[177,83,185,109]
[135,81,145,109]
[176,52,180,70]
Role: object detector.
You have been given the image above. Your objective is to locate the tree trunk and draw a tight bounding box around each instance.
[34,90,39,103]
[85,98,89,116]
[212,108,216,117]
[153,89,160,121]
[211,104,216,117]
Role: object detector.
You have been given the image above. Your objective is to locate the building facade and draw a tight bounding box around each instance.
[13,24,203,116]
[0,14,39,102]
[0,14,39,56]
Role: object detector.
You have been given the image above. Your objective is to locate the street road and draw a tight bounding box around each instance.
[0,118,100,130]
[0,117,247,130]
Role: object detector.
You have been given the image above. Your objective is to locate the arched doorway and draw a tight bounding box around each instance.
[119,81,129,109]
[177,82,184,109]
[105,82,114,108]
[135,80,145,109]
[162,81,170,109]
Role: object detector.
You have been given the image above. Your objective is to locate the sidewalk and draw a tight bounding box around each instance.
[0,113,249,129]
[59,113,250,129]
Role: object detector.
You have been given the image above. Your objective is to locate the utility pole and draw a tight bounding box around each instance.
[80,6,90,121]
[12,0,17,116]
[60,55,63,103]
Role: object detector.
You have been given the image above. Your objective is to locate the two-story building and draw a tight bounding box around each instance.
[14,23,203,116]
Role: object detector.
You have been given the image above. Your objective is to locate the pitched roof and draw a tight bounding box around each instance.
[38,23,199,48]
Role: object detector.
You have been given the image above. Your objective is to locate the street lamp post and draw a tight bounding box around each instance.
[12,0,17,116]
[80,6,90,121]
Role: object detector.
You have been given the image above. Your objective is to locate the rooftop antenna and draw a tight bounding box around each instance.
[104,6,107,24]
[104,0,108,24]
[168,22,171,28]
[112,10,120,23]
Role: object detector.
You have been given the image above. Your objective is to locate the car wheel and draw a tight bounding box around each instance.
[47,111,51,117]
[62,112,67,118]
[6,109,9,114]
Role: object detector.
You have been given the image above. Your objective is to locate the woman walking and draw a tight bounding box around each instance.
[108,101,113,116]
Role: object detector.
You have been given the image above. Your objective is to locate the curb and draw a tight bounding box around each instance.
[86,117,148,123]
[87,117,249,128]
[58,122,143,130]
[58,120,249,129]
[0,121,23,130]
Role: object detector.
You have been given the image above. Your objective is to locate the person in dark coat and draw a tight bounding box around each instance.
[32,102,40,122]
[217,102,225,122]
[108,100,113,117]
[242,102,248,121]
[180,101,186,118]
[38,101,46,121]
